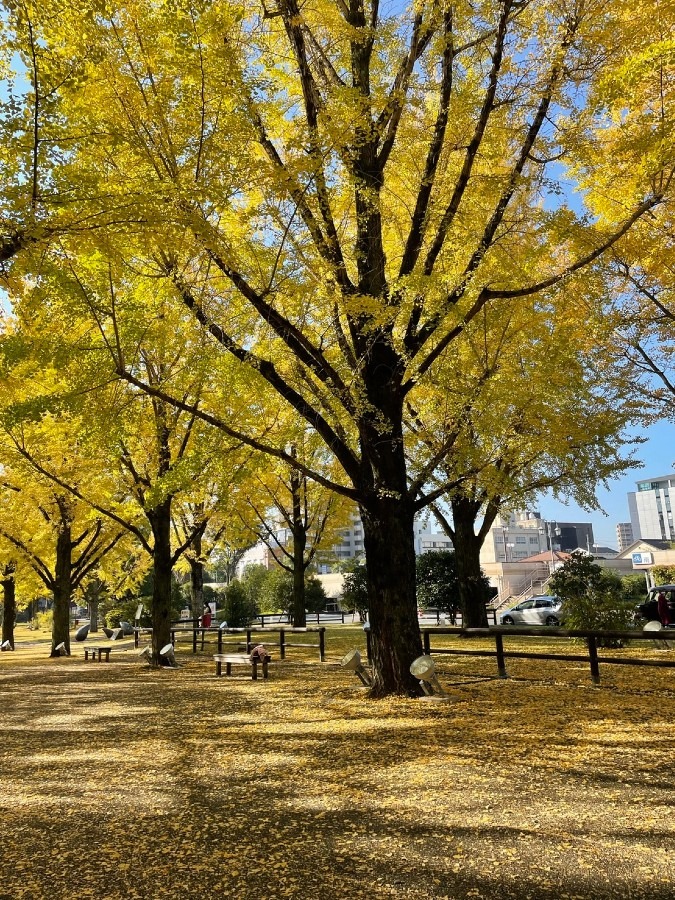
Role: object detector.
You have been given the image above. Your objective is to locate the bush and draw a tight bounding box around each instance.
[34,610,53,631]
[305,575,328,614]
[241,565,275,613]
[341,565,368,621]
[220,580,258,627]
[549,552,636,645]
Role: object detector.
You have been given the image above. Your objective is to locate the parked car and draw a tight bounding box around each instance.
[499,596,563,626]
[636,585,675,623]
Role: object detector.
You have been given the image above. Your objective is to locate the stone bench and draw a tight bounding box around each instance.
[213,653,271,680]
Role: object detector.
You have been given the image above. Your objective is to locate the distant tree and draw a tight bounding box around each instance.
[221,581,257,628]
[416,551,461,624]
[241,565,274,614]
[341,566,369,623]
[549,553,636,644]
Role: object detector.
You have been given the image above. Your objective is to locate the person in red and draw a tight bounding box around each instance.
[657,592,672,626]
[202,603,212,629]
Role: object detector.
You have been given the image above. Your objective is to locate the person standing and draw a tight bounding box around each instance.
[202,602,212,629]
[657,592,672,626]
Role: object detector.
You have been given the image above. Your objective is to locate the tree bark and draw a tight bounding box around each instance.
[290,464,307,627]
[452,497,489,627]
[149,499,174,663]
[1,565,16,649]
[361,496,422,696]
[189,537,204,623]
[51,521,72,656]
[89,598,99,633]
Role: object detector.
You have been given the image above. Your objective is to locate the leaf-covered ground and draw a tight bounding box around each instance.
[1,626,675,899]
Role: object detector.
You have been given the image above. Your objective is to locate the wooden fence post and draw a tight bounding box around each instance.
[587,636,600,685]
[495,633,507,678]
[423,631,431,654]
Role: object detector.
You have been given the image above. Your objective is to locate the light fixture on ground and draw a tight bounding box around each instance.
[410,655,450,700]
[160,643,179,667]
[1,640,13,651]
[54,642,69,656]
[340,648,372,686]
[643,620,675,650]
[137,645,152,661]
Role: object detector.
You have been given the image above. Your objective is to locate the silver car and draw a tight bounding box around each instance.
[499,595,562,626]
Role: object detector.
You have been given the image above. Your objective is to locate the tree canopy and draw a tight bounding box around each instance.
[1,0,674,693]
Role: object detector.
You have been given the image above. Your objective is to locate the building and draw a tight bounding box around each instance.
[616,522,634,552]
[628,474,675,541]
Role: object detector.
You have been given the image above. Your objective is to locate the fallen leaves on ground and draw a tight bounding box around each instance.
[1,626,674,899]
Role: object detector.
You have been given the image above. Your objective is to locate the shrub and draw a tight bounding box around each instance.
[221,580,258,627]
[549,552,636,645]
[34,610,53,631]
[341,565,368,621]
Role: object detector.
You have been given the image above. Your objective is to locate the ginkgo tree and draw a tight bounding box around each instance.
[0,252,256,661]
[3,0,675,694]
[241,441,353,627]
[406,277,646,625]
[0,451,125,656]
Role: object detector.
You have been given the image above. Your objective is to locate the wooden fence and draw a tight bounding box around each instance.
[147,625,327,661]
[419,625,675,685]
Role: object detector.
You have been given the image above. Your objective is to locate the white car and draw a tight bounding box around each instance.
[499,596,562,626]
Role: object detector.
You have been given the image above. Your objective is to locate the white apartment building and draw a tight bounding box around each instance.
[616,522,634,553]
[628,474,675,541]
[329,513,452,566]
[479,512,548,566]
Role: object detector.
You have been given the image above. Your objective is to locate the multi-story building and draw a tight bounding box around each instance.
[616,522,634,553]
[479,513,548,565]
[628,474,675,541]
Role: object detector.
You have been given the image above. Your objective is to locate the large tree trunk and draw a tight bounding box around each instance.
[149,500,174,663]
[189,543,204,623]
[89,598,99,633]
[51,523,72,656]
[1,564,16,649]
[361,497,422,696]
[452,497,489,628]
[291,464,307,627]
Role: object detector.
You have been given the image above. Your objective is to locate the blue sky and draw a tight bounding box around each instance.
[536,419,674,548]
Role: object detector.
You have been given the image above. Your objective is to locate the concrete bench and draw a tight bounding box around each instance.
[84,647,112,662]
[213,653,271,680]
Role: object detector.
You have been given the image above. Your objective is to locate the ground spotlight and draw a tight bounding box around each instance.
[340,648,372,686]
[160,643,179,667]
[410,655,450,699]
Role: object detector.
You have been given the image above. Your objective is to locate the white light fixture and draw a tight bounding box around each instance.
[341,648,372,686]
[0,640,13,651]
[643,620,675,650]
[410,655,450,700]
[54,642,69,656]
[137,646,152,661]
[160,643,178,667]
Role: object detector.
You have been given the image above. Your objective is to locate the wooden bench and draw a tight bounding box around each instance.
[84,647,112,662]
[213,653,271,680]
